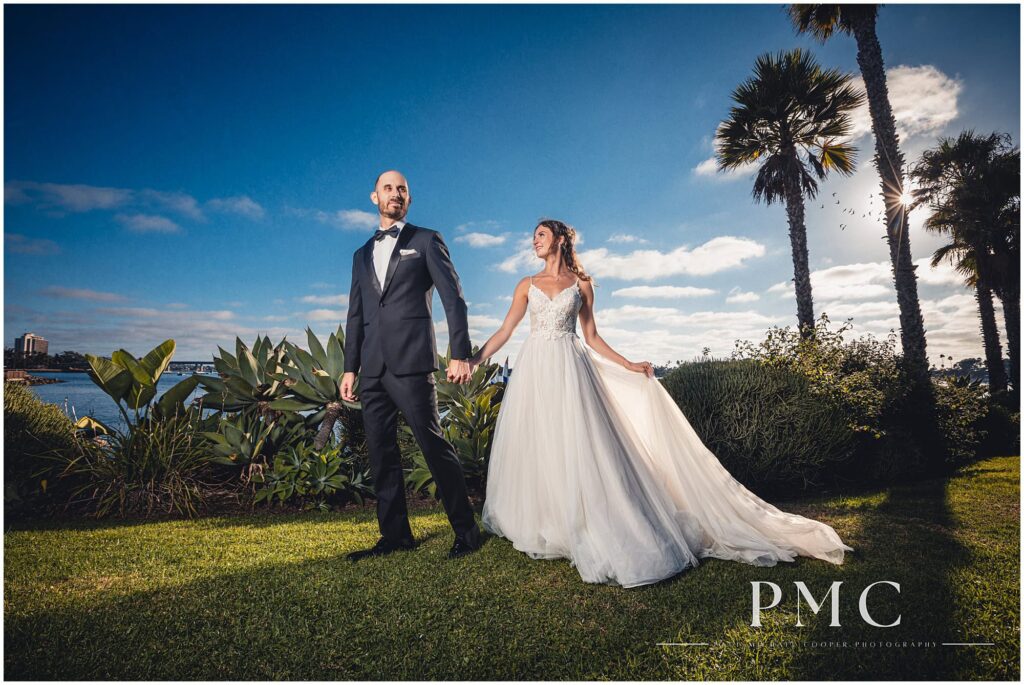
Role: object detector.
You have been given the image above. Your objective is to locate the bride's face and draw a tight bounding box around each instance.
[533,226,561,258]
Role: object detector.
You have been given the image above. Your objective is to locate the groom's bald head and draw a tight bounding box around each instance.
[371,170,411,222]
[374,170,408,192]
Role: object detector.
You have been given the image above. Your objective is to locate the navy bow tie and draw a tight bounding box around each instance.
[375,225,401,241]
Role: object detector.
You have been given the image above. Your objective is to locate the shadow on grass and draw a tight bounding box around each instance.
[5,462,1018,680]
[786,476,973,679]
[649,463,1018,680]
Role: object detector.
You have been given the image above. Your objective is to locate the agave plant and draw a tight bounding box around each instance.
[252,442,367,511]
[84,339,202,428]
[198,335,292,420]
[201,411,307,468]
[269,324,361,450]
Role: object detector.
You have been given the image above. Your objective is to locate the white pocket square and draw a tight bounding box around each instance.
[399,248,419,256]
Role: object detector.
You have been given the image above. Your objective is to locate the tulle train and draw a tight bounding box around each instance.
[481,333,853,588]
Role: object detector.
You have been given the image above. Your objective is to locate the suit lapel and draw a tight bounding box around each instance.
[381,224,415,297]
[362,236,383,297]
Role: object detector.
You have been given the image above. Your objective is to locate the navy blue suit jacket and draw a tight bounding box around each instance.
[344,223,472,377]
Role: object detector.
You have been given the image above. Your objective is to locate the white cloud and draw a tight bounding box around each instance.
[98,307,234,321]
[5,180,271,225]
[817,299,899,320]
[692,155,758,181]
[140,189,204,220]
[115,213,181,234]
[611,285,717,299]
[41,286,128,302]
[299,293,349,306]
[207,195,266,220]
[304,308,348,322]
[607,233,650,245]
[767,257,966,302]
[313,208,379,230]
[726,289,760,303]
[455,220,503,233]
[597,305,783,330]
[497,236,539,274]
[455,232,507,248]
[847,65,963,142]
[5,233,60,255]
[6,181,133,212]
[9,304,305,359]
[468,314,503,330]
[580,236,766,280]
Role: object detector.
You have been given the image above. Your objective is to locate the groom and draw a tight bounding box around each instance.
[340,170,483,561]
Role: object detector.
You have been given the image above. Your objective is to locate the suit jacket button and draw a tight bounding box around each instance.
[379,302,384,307]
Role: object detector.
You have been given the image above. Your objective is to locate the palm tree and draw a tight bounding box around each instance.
[984,145,1020,393]
[716,48,863,338]
[910,131,1019,393]
[788,4,930,384]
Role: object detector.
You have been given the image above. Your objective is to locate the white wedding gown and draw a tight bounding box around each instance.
[480,278,853,588]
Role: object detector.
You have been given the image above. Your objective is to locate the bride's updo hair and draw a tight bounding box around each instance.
[536,218,593,283]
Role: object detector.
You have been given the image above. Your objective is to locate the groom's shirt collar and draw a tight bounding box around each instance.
[378,219,407,232]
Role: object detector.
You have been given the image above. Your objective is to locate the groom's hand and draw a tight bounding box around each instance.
[340,372,358,401]
[447,359,472,384]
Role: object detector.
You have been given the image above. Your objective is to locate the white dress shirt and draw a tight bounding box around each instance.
[373,219,406,287]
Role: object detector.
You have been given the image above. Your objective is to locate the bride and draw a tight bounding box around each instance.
[468,219,853,588]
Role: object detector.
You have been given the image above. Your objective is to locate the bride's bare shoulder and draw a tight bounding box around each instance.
[513,276,533,298]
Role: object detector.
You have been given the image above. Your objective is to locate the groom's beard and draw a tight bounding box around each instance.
[380,202,407,221]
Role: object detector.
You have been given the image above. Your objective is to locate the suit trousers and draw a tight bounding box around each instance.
[359,367,481,546]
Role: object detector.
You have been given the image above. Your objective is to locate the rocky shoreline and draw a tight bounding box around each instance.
[28,375,65,385]
[4,374,65,386]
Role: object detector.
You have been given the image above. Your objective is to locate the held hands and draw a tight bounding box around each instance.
[446,358,473,384]
[624,360,655,378]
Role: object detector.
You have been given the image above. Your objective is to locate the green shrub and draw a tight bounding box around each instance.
[659,359,857,495]
[4,382,76,513]
[252,442,373,510]
[932,375,988,466]
[977,392,1021,457]
[727,312,1022,481]
[732,314,904,441]
[45,411,222,518]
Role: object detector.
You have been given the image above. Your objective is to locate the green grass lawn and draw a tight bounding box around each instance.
[5,455,1019,680]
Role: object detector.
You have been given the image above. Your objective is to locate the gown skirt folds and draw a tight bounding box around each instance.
[480,281,852,588]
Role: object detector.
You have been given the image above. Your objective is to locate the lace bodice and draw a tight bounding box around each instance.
[528,280,582,340]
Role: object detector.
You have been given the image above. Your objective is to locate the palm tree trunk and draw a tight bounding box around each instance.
[998,284,1019,391]
[314,401,343,450]
[975,278,1008,393]
[849,12,930,383]
[784,174,816,338]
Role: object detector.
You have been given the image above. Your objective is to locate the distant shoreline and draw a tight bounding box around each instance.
[7,368,88,373]
[4,374,66,386]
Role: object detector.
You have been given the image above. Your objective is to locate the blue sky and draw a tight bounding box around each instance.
[4,3,1020,365]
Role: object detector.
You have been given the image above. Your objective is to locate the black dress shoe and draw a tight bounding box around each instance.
[347,537,416,562]
[447,536,483,559]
